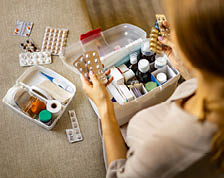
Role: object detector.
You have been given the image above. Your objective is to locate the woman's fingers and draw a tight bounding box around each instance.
[105,69,111,76]
[80,74,93,95]
[89,71,101,85]
[105,76,114,86]
[158,36,174,48]
[162,21,170,28]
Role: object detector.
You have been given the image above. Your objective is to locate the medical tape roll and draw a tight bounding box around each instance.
[46,100,62,117]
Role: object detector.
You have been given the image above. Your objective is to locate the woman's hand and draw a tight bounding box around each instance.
[158,21,180,68]
[80,70,113,111]
[158,21,194,79]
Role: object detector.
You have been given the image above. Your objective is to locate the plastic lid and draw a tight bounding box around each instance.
[39,110,52,123]
[156,72,167,83]
[130,53,137,64]
[145,82,157,92]
[138,59,150,73]
[155,55,167,68]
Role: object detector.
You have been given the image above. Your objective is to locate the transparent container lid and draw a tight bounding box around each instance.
[60,23,147,74]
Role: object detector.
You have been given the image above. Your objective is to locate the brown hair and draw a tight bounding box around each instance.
[166,0,224,169]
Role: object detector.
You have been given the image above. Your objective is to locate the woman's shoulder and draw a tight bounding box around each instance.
[168,78,198,101]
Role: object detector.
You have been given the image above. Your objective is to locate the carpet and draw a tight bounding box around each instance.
[0,0,106,178]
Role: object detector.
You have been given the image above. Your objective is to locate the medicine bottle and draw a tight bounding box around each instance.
[154,55,167,69]
[129,53,138,73]
[141,41,155,63]
[156,72,167,84]
[136,59,151,83]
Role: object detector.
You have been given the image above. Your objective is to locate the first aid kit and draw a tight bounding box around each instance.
[60,23,180,126]
[2,66,76,130]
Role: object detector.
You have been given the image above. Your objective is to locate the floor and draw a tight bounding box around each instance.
[0,0,106,178]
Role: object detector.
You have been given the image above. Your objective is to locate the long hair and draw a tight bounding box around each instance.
[165,0,224,169]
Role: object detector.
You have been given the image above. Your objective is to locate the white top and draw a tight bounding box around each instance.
[106,79,220,178]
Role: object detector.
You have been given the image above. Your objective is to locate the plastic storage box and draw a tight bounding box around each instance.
[60,24,180,126]
[2,66,76,130]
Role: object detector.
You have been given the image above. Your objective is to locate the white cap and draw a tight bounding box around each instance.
[156,72,167,83]
[141,41,150,52]
[130,53,138,64]
[154,55,167,68]
[138,59,150,73]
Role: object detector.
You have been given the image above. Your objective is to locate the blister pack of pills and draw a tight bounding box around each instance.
[66,110,83,143]
[13,20,33,37]
[19,51,52,67]
[149,27,162,54]
[20,38,39,53]
[155,14,168,37]
[73,51,107,84]
[41,26,69,55]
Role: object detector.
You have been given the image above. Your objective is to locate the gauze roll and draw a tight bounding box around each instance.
[46,100,62,117]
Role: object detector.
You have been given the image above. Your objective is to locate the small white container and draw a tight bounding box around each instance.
[2,66,76,130]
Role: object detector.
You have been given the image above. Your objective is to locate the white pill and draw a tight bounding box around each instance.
[85,54,89,58]
[89,67,93,70]
[96,65,100,69]
[92,52,96,56]
[79,68,83,72]
[94,58,98,63]
[87,60,91,65]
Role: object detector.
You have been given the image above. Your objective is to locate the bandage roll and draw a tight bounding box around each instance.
[46,100,62,117]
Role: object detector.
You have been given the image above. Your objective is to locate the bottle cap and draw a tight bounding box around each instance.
[156,72,167,83]
[130,53,138,64]
[145,82,157,92]
[141,41,150,52]
[154,55,167,68]
[39,110,52,123]
[138,59,150,73]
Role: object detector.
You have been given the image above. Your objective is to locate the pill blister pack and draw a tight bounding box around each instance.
[66,110,83,143]
[155,14,168,37]
[149,27,162,54]
[73,51,107,84]
[41,27,69,55]
[13,20,33,37]
[20,38,39,53]
[19,51,52,67]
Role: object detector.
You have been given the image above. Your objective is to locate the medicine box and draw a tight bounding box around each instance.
[60,24,180,126]
[2,66,76,130]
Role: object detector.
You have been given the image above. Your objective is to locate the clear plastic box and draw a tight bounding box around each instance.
[60,24,147,74]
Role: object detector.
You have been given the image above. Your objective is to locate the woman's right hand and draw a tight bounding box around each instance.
[157,21,180,69]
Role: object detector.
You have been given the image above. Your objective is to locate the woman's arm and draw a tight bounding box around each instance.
[81,72,127,165]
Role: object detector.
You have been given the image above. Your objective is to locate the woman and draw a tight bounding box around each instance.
[81,0,224,177]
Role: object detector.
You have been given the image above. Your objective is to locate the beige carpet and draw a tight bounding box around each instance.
[0,0,106,178]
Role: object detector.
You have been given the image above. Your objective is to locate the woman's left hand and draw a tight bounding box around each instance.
[80,70,113,110]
